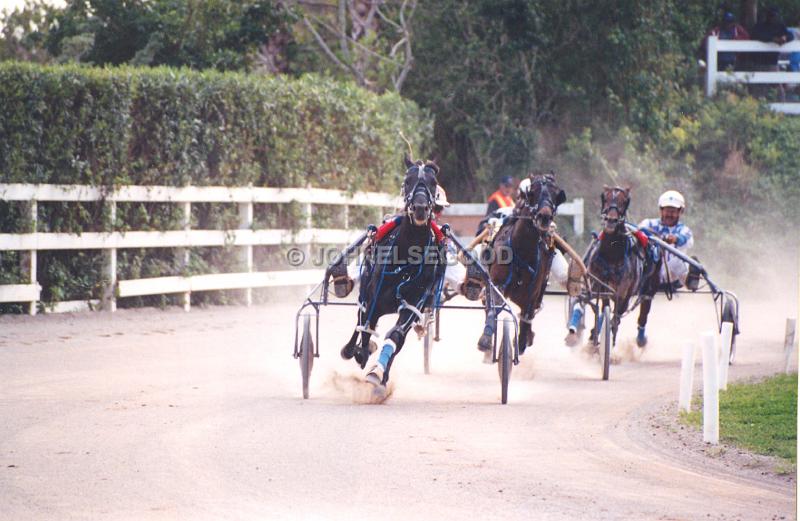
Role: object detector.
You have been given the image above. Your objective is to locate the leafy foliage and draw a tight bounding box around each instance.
[0,61,430,309]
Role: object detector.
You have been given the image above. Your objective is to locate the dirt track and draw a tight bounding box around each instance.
[0,293,796,520]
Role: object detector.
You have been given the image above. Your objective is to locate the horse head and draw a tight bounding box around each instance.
[402,156,439,226]
[600,185,631,233]
[520,171,566,232]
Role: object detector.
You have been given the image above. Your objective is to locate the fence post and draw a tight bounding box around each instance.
[102,200,117,312]
[305,201,313,264]
[25,200,38,315]
[702,331,719,444]
[718,322,733,390]
[678,342,695,413]
[573,198,584,235]
[785,318,797,374]
[239,197,254,306]
[705,36,718,97]
[343,204,349,230]
[181,201,191,312]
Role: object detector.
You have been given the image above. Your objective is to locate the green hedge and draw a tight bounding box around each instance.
[0,62,431,312]
[0,61,431,190]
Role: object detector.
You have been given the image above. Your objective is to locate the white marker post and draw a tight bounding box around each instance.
[784,318,797,374]
[678,342,696,413]
[702,331,719,444]
[718,322,733,390]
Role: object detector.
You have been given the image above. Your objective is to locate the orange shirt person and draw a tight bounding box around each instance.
[486,175,516,215]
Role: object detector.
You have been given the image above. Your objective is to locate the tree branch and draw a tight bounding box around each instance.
[301,15,363,83]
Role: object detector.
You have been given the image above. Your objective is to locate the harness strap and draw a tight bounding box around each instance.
[356,325,378,337]
[398,299,425,322]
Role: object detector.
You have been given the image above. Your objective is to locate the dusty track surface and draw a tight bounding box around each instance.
[0,293,796,520]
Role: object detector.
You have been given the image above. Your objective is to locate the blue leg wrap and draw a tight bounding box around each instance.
[378,343,395,368]
[568,308,583,330]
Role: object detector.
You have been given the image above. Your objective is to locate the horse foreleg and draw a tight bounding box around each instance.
[519,313,534,354]
[356,316,379,369]
[636,297,652,347]
[365,309,416,386]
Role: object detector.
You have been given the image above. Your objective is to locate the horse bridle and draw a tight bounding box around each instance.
[403,164,436,221]
[522,176,558,217]
[600,187,630,226]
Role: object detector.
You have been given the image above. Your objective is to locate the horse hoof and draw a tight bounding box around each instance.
[355,351,368,369]
[636,327,647,348]
[527,331,535,347]
[565,331,580,347]
[340,345,355,360]
[365,372,383,387]
[478,334,492,352]
[462,281,482,301]
[482,349,493,364]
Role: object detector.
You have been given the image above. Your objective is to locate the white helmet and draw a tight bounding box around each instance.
[435,186,450,207]
[658,190,685,209]
[518,177,531,196]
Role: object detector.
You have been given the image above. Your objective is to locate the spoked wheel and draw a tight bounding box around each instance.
[300,314,314,399]
[423,311,433,375]
[722,298,738,364]
[600,305,611,381]
[498,319,512,404]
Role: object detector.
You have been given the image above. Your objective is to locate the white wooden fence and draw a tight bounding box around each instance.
[0,183,400,315]
[705,36,800,114]
[447,199,585,235]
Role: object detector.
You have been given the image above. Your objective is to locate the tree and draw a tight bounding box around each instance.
[0,0,296,72]
[293,0,417,92]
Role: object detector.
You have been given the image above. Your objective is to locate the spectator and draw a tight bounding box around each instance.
[751,7,794,99]
[787,23,800,72]
[751,7,794,68]
[485,175,515,216]
[700,11,750,71]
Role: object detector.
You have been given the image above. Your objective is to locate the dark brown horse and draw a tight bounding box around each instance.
[339,158,448,388]
[478,173,566,355]
[566,186,661,348]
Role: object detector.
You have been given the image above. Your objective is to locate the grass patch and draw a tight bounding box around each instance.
[681,373,797,463]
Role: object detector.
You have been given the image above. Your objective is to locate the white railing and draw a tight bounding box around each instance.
[447,199,585,234]
[705,36,800,114]
[0,183,400,315]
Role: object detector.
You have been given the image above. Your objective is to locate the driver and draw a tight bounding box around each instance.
[638,190,696,290]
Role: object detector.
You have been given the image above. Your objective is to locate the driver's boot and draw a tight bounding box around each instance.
[686,256,702,292]
[566,260,583,297]
[329,258,354,298]
[461,262,483,301]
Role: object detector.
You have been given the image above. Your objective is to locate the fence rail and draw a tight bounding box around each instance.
[705,36,800,114]
[0,183,400,315]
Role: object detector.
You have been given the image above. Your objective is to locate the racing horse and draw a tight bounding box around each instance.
[478,172,567,355]
[340,158,448,388]
[566,186,661,348]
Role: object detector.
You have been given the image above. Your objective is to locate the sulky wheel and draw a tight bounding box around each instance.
[722,298,738,364]
[498,319,512,404]
[300,314,314,399]
[600,304,611,381]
